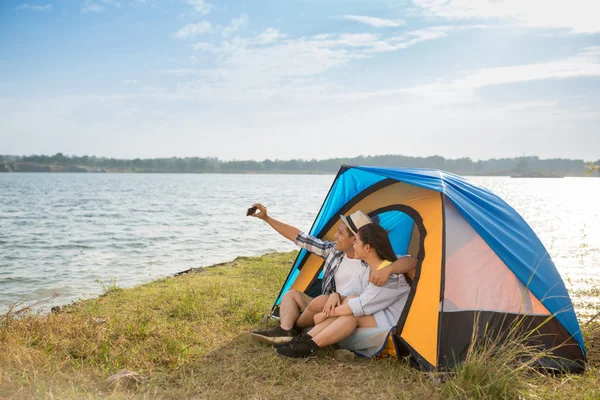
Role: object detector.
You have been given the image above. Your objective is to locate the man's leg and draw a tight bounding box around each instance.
[296,295,328,328]
[279,290,310,330]
[251,290,308,345]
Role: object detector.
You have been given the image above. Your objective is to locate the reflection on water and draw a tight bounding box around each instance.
[0,173,598,314]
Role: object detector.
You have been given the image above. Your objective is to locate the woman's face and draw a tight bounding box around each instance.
[352,233,370,260]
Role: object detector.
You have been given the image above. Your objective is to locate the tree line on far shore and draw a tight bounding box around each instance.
[1,153,599,176]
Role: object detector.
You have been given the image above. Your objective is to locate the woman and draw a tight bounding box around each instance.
[276,223,411,358]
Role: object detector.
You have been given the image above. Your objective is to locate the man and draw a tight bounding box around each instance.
[249,203,417,345]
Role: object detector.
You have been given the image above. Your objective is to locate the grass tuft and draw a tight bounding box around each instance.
[442,335,538,399]
[96,276,122,296]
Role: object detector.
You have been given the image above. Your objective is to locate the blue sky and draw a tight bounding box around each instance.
[1,0,599,161]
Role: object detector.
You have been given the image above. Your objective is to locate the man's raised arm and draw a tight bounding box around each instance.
[250,203,300,242]
[369,255,418,286]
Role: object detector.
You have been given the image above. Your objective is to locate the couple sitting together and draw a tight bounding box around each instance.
[249,204,417,358]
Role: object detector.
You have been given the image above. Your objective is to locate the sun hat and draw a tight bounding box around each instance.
[340,210,372,235]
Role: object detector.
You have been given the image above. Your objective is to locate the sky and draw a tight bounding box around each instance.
[1,0,599,161]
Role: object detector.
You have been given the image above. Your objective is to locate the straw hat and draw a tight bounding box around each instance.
[340,210,372,235]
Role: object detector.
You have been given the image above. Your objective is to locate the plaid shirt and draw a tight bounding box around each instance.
[295,232,366,295]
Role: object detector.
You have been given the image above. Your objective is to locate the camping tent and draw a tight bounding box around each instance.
[271,165,586,372]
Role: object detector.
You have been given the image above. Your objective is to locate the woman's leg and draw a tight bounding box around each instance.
[304,295,368,343]
[311,316,357,347]
[296,295,328,328]
[357,315,378,328]
[301,294,357,332]
[306,315,339,337]
[311,314,377,347]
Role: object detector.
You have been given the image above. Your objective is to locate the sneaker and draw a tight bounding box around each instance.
[276,338,320,358]
[250,325,298,345]
[273,332,311,350]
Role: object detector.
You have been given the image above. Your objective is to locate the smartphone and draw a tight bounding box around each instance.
[246,206,258,216]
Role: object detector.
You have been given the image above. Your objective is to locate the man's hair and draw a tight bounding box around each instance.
[343,223,356,237]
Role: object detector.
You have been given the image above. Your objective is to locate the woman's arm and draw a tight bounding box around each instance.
[314,303,354,324]
[348,281,409,317]
[315,297,354,323]
[329,303,354,317]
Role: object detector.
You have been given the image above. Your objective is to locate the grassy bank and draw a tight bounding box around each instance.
[1,251,599,399]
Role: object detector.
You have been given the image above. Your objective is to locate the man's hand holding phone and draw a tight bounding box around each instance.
[246,206,257,216]
[247,203,268,220]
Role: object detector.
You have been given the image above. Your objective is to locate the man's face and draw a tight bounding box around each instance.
[334,222,354,252]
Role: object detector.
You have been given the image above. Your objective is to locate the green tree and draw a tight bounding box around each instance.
[585,161,599,176]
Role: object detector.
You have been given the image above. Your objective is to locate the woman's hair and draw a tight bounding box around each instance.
[356,223,397,262]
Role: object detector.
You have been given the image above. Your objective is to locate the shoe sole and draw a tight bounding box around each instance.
[273,347,317,359]
[250,332,294,346]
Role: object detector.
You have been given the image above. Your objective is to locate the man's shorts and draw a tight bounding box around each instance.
[298,292,313,312]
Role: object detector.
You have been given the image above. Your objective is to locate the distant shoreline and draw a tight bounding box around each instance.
[2,154,598,177]
[0,166,333,175]
[0,163,596,178]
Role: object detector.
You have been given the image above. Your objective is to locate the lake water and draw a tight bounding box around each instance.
[1,173,599,315]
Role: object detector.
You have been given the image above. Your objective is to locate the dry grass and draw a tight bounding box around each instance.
[1,251,599,399]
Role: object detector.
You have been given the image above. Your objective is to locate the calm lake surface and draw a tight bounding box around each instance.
[1,173,599,314]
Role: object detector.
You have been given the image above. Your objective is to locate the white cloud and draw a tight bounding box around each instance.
[254,28,284,44]
[344,15,405,28]
[222,13,248,37]
[339,25,477,53]
[223,37,355,77]
[413,0,600,33]
[361,46,600,106]
[81,0,121,13]
[123,80,138,85]
[186,0,213,15]
[160,68,199,77]
[252,45,600,109]
[81,3,105,13]
[192,28,283,53]
[192,42,220,52]
[17,3,52,11]
[173,22,212,39]
[501,100,559,111]
[163,25,482,104]
[455,47,600,89]
[333,33,380,47]
[317,25,464,52]
[98,0,121,6]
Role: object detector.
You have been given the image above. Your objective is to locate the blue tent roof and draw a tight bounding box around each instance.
[277,166,584,354]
